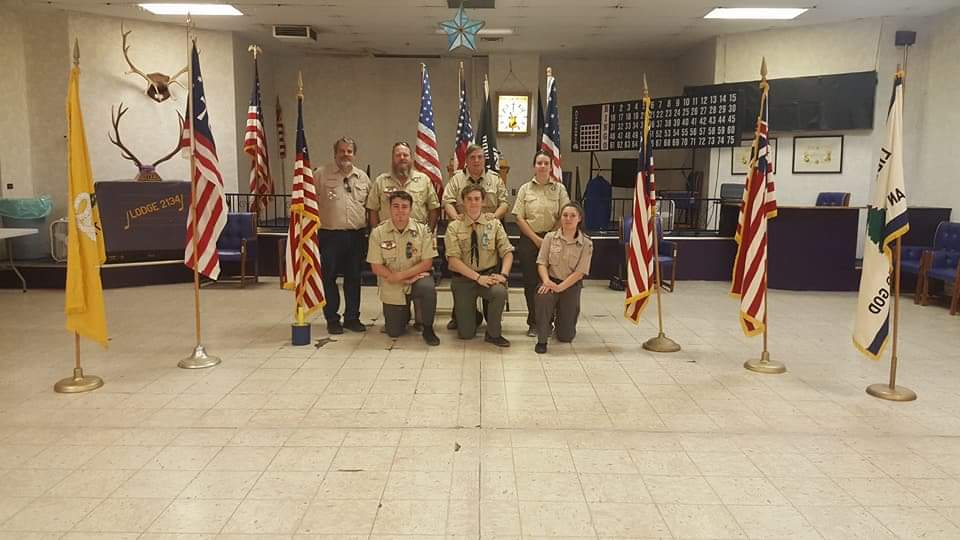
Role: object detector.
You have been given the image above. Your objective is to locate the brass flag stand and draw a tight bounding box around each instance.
[56,40,105,394]
[179,19,220,369]
[640,75,680,354]
[866,236,915,400]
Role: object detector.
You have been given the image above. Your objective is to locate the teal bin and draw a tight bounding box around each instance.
[0,195,53,260]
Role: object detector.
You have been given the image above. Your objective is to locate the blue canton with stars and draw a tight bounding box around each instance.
[438,5,485,52]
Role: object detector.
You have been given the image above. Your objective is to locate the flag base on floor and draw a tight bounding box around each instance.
[179,344,221,369]
[54,367,103,394]
[642,332,681,353]
[291,322,311,346]
[744,350,786,374]
[866,383,917,402]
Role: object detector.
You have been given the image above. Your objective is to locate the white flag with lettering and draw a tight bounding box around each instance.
[853,70,909,359]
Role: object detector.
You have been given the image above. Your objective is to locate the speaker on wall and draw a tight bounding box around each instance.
[895,31,917,46]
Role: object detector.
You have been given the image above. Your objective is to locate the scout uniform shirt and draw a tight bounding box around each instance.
[512,178,571,233]
[366,170,441,225]
[444,214,513,273]
[442,170,507,215]
[316,164,371,230]
[367,219,437,305]
[536,230,594,280]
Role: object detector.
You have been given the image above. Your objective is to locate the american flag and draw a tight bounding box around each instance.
[415,65,443,199]
[540,68,562,182]
[244,58,273,212]
[453,65,473,171]
[276,96,286,160]
[625,94,656,324]
[183,41,227,280]
[282,94,325,314]
[731,77,777,336]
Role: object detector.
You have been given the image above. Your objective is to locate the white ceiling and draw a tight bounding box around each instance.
[22,0,960,57]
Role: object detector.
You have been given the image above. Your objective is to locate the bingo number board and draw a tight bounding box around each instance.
[571,91,741,152]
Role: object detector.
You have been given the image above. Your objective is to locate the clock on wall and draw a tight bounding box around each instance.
[496,93,531,135]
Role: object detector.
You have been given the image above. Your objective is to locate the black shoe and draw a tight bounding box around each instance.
[327,321,344,335]
[484,333,511,348]
[535,342,547,354]
[526,326,537,338]
[343,320,367,333]
[446,318,458,330]
[422,328,440,346]
[412,322,424,332]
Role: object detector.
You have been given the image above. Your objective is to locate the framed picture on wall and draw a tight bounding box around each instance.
[792,135,844,174]
[731,137,778,176]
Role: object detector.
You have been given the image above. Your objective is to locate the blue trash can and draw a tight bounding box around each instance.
[0,195,54,260]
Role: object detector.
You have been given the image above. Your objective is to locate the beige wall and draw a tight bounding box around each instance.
[915,7,960,216]
[0,9,33,200]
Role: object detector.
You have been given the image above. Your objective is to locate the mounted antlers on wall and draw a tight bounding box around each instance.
[109,102,185,181]
[121,22,188,102]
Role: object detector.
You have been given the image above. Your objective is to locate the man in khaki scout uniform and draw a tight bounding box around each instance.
[445,184,514,347]
[366,142,441,230]
[316,137,371,335]
[442,144,508,220]
[367,191,440,346]
[513,151,572,336]
[441,143,508,330]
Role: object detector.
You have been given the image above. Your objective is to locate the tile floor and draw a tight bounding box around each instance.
[1,279,959,538]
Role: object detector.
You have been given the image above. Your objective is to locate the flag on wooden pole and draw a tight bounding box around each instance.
[65,56,108,347]
[854,70,909,359]
[730,64,777,336]
[624,92,656,324]
[282,85,325,316]
[244,51,273,211]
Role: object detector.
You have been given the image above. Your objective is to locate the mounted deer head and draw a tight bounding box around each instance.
[121,23,188,103]
[109,102,186,181]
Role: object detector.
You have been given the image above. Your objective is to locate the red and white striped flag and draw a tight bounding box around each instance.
[540,68,562,183]
[183,41,227,280]
[282,94,325,314]
[415,65,444,199]
[244,58,273,212]
[624,94,656,324]
[276,96,286,160]
[731,75,777,336]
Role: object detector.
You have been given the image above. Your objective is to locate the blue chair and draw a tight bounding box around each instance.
[815,192,851,207]
[900,243,926,303]
[623,214,678,292]
[216,212,258,288]
[919,222,960,314]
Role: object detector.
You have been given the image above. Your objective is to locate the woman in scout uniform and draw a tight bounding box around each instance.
[512,150,571,337]
[367,191,440,346]
[445,184,514,347]
[533,202,592,354]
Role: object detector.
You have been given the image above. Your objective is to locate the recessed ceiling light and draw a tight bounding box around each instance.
[703,7,809,20]
[139,3,244,16]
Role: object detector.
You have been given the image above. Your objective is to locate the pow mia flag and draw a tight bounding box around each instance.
[475,75,500,172]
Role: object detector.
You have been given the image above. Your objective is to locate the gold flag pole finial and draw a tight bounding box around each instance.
[546,66,552,78]
[73,38,80,67]
[297,71,304,99]
[642,73,649,98]
[761,57,768,80]
[248,44,261,59]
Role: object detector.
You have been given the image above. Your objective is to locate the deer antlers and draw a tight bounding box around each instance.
[121,22,188,103]
[109,102,186,181]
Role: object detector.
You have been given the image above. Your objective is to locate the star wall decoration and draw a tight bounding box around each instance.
[438,4,485,52]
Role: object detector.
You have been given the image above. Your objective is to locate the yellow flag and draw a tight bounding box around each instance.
[65,65,108,347]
